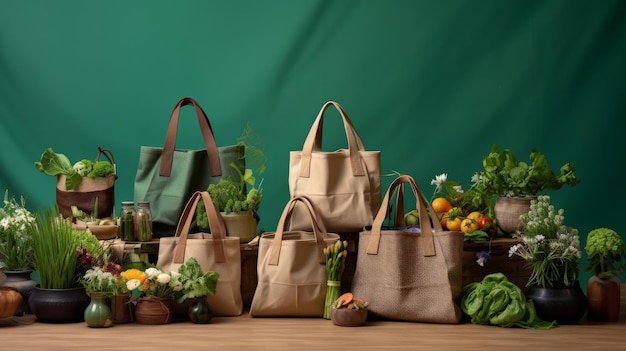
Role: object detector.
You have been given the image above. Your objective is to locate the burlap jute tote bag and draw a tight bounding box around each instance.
[351,174,464,323]
[289,101,381,233]
[157,191,243,316]
[249,196,340,317]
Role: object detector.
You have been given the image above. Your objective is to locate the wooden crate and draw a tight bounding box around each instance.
[462,237,532,292]
[240,244,258,308]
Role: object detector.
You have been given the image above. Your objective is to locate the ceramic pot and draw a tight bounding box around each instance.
[135,297,173,325]
[84,292,112,328]
[221,211,258,242]
[330,307,368,327]
[188,297,213,324]
[28,286,90,323]
[526,280,587,325]
[586,275,621,322]
[494,196,536,235]
[0,269,37,315]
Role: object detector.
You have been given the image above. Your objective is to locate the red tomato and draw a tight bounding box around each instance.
[479,217,496,236]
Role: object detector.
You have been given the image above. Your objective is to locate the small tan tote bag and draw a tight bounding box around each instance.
[157,191,243,316]
[249,196,340,317]
[289,101,381,233]
[351,174,464,323]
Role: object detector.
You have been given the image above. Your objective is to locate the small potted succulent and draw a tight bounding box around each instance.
[584,227,625,322]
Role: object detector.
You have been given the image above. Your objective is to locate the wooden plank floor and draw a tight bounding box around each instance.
[2,286,625,351]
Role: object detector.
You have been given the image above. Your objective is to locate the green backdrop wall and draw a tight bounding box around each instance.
[2,1,625,283]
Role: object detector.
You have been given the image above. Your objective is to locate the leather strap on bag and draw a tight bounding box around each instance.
[172,191,227,264]
[159,97,222,177]
[299,101,367,178]
[268,196,329,266]
[366,175,444,257]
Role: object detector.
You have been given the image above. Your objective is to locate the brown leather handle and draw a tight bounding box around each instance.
[268,195,330,266]
[366,175,445,257]
[298,101,367,178]
[172,191,227,264]
[159,97,222,177]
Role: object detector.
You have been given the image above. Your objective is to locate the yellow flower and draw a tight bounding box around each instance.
[121,269,147,284]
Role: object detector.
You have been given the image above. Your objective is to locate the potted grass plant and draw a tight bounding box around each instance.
[27,206,92,323]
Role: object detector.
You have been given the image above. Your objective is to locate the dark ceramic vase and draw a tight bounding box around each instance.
[28,286,90,323]
[0,269,37,315]
[526,280,587,325]
[188,297,213,324]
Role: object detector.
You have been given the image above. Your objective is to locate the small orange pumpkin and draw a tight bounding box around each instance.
[0,287,23,319]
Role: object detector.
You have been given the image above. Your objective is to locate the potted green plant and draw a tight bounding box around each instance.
[174,257,219,324]
[469,144,580,234]
[584,227,625,322]
[196,125,265,243]
[27,206,105,323]
[0,190,37,315]
[508,195,586,324]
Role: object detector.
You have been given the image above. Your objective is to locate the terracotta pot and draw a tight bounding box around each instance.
[330,307,368,327]
[586,275,620,322]
[111,293,134,324]
[493,196,536,235]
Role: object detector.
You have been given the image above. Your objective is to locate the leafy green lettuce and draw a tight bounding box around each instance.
[461,273,556,329]
[34,148,83,190]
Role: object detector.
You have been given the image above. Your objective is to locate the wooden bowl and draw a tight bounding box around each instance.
[86,224,119,240]
[330,306,368,327]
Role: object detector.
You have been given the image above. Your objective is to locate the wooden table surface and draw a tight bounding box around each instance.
[2,286,625,351]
